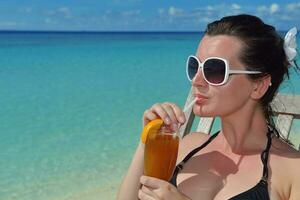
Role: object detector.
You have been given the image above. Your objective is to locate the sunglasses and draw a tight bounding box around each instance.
[186,55,262,86]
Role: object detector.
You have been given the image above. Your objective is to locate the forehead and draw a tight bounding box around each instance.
[196,35,243,62]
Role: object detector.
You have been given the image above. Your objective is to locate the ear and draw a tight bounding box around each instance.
[250,75,272,100]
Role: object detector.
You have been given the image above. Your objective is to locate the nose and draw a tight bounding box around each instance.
[192,68,208,88]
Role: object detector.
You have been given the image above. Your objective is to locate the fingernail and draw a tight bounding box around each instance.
[179,116,185,123]
[172,123,178,131]
[165,117,171,124]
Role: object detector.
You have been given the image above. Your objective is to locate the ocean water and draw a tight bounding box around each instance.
[0,31,299,200]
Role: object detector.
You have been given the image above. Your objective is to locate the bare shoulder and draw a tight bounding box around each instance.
[177,132,211,162]
[277,143,300,200]
[270,138,300,199]
[271,137,300,158]
[271,137,300,166]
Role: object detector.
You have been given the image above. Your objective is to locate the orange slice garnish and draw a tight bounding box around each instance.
[141,119,164,144]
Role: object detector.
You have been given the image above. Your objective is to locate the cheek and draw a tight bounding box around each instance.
[218,80,253,115]
[193,79,253,117]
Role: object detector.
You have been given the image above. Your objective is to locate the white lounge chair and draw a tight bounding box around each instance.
[179,89,300,150]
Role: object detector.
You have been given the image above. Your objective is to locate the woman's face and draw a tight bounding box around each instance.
[192,35,255,118]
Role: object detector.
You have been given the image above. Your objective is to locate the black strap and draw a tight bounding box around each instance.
[170,131,219,186]
[178,131,220,169]
[171,128,273,186]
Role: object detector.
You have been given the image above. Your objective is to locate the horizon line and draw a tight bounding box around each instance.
[0,29,204,33]
[0,29,290,34]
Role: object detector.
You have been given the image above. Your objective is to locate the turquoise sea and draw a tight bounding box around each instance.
[0,31,299,200]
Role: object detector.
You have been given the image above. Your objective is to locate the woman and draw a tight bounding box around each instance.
[117,14,300,200]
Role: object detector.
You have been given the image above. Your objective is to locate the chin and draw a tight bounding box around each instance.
[193,106,216,117]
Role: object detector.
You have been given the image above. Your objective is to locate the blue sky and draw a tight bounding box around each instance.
[0,0,300,31]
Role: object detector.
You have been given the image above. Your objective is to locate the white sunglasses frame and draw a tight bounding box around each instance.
[186,55,263,86]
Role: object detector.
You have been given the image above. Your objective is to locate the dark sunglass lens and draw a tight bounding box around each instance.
[203,59,226,84]
[187,57,199,80]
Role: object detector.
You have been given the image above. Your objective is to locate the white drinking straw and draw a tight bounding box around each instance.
[183,98,197,113]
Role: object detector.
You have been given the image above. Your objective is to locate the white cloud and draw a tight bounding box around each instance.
[169,6,176,15]
[257,5,268,13]
[206,6,214,11]
[80,2,300,31]
[19,7,32,13]
[0,21,27,29]
[198,17,213,23]
[0,21,18,26]
[194,4,242,16]
[280,15,292,21]
[25,8,32,13]
[156,4,240,27]
[45,18,56,24]
[257,4,280,14]
[270,3,279,14]
[153,2,300,30]
[111,0,142,3]
[168,6,183,16]
[45,6,72,19]
[58,7,70,13]
[57,7,72,18]
[158,8,164,15]
[232,4,241,10]
[122,10,141,16]
[286,2,300,11]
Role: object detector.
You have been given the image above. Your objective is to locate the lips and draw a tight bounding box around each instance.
[194,93,208,104]
[194,93,208,99]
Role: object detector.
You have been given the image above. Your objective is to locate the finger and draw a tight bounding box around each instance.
[162,103,178,124]
[150,103,171,125]
[141,185,160,198]
[162,104,180,131]
[140,175,170,189]
[138,189,156,200]
[143,109,159,126]
[169,103,186,124]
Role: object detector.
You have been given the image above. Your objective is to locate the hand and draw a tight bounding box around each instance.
[139,176,191,200]
[143,102,186,128]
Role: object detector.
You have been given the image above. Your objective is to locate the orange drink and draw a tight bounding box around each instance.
[144,124,179,181]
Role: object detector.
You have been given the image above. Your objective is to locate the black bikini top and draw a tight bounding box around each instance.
[170,129,272,200]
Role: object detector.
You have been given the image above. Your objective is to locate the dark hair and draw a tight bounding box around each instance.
[205,14,296,141]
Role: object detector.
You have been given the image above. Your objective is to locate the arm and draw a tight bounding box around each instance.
[117,102,186,200]
[116,142,145,200]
